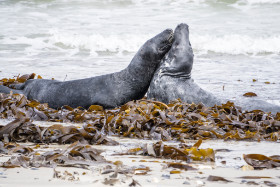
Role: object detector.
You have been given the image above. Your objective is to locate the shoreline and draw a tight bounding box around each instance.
[1,137,280,187]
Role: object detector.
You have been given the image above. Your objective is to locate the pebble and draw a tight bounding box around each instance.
[161,174,170,179]
[183,181,190,185]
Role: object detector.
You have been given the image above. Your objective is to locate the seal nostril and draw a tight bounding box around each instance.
[166,28,173,33]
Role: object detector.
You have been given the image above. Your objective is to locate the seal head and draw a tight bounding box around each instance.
[148,23,221,106]
[160,23,193,79]
[148,28,174,59]
[127,28,174,71]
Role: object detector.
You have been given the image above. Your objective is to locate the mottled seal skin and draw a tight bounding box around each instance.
[0,29,174,109]
[147,23,280,113]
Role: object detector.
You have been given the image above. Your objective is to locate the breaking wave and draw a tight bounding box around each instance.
[115,0,280,5]
[192,34,280,55]
[236,0,280,4]
[2,30,280,56]
[48,31,280,56]
[48,30,150,55]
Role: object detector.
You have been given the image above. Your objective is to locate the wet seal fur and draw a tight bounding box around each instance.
[147,23,280,113]
[0,29,174,109]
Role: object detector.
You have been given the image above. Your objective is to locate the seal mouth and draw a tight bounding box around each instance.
[159,31,174,52]
[167,31,174,43]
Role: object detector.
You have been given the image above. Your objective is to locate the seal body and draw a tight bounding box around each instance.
[0,29,173,109]
[148,23,221,107]
[148,23,280,113]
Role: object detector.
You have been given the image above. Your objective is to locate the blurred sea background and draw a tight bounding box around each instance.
[0,0,279,104]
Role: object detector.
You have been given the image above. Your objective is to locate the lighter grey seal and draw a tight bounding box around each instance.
[147,23,280,114]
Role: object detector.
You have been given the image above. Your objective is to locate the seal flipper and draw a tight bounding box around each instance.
[0,85,24,94]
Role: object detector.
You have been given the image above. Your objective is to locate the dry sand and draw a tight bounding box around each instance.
[1,120,280,187]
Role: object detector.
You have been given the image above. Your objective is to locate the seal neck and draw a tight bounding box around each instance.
[126,54,159,80]
[160,72,191,79]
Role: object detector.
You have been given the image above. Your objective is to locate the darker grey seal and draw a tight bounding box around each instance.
[147,23,280,113]
[0,29,174,109]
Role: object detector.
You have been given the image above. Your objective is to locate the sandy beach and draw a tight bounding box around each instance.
[1,132,280,187]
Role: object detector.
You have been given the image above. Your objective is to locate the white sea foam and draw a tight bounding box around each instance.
[47,31,280,56]
[192,34,280,55]
[47,30,151,55]
[107,0,280,5]
[237,0,280,4]
[106,0,280,5]
[35,0,280,7]
[2,32,279,56]
[231,0,280,10]
[1,36,55,55]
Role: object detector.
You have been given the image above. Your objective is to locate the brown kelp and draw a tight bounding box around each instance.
[0,117,119,145]
[0,91,279,143]
[125,139,215,162]
[0,141,106,169]
[243,154,280,169]
[1,73,280,173]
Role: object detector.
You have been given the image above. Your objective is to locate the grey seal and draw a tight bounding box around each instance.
[0,29,174,109]
[147,23,280,113]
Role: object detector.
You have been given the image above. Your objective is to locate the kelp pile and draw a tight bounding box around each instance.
[243,154,280,169]
[0,73,39,87]
[1,74,280,173]
[125,139,215,162]
[0,91,279,143]
[0,139,211,169]
[0,118,119,145]
[0,141,105,169]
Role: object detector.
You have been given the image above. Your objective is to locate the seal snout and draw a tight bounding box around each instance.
[175,24,189,37]
[158,29,174,53]
[164,29,174,44]
[173,23,190,46]
[177,23,189,30]
[168,31,174,43]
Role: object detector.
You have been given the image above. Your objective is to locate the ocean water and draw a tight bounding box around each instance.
[0,0,279,104]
